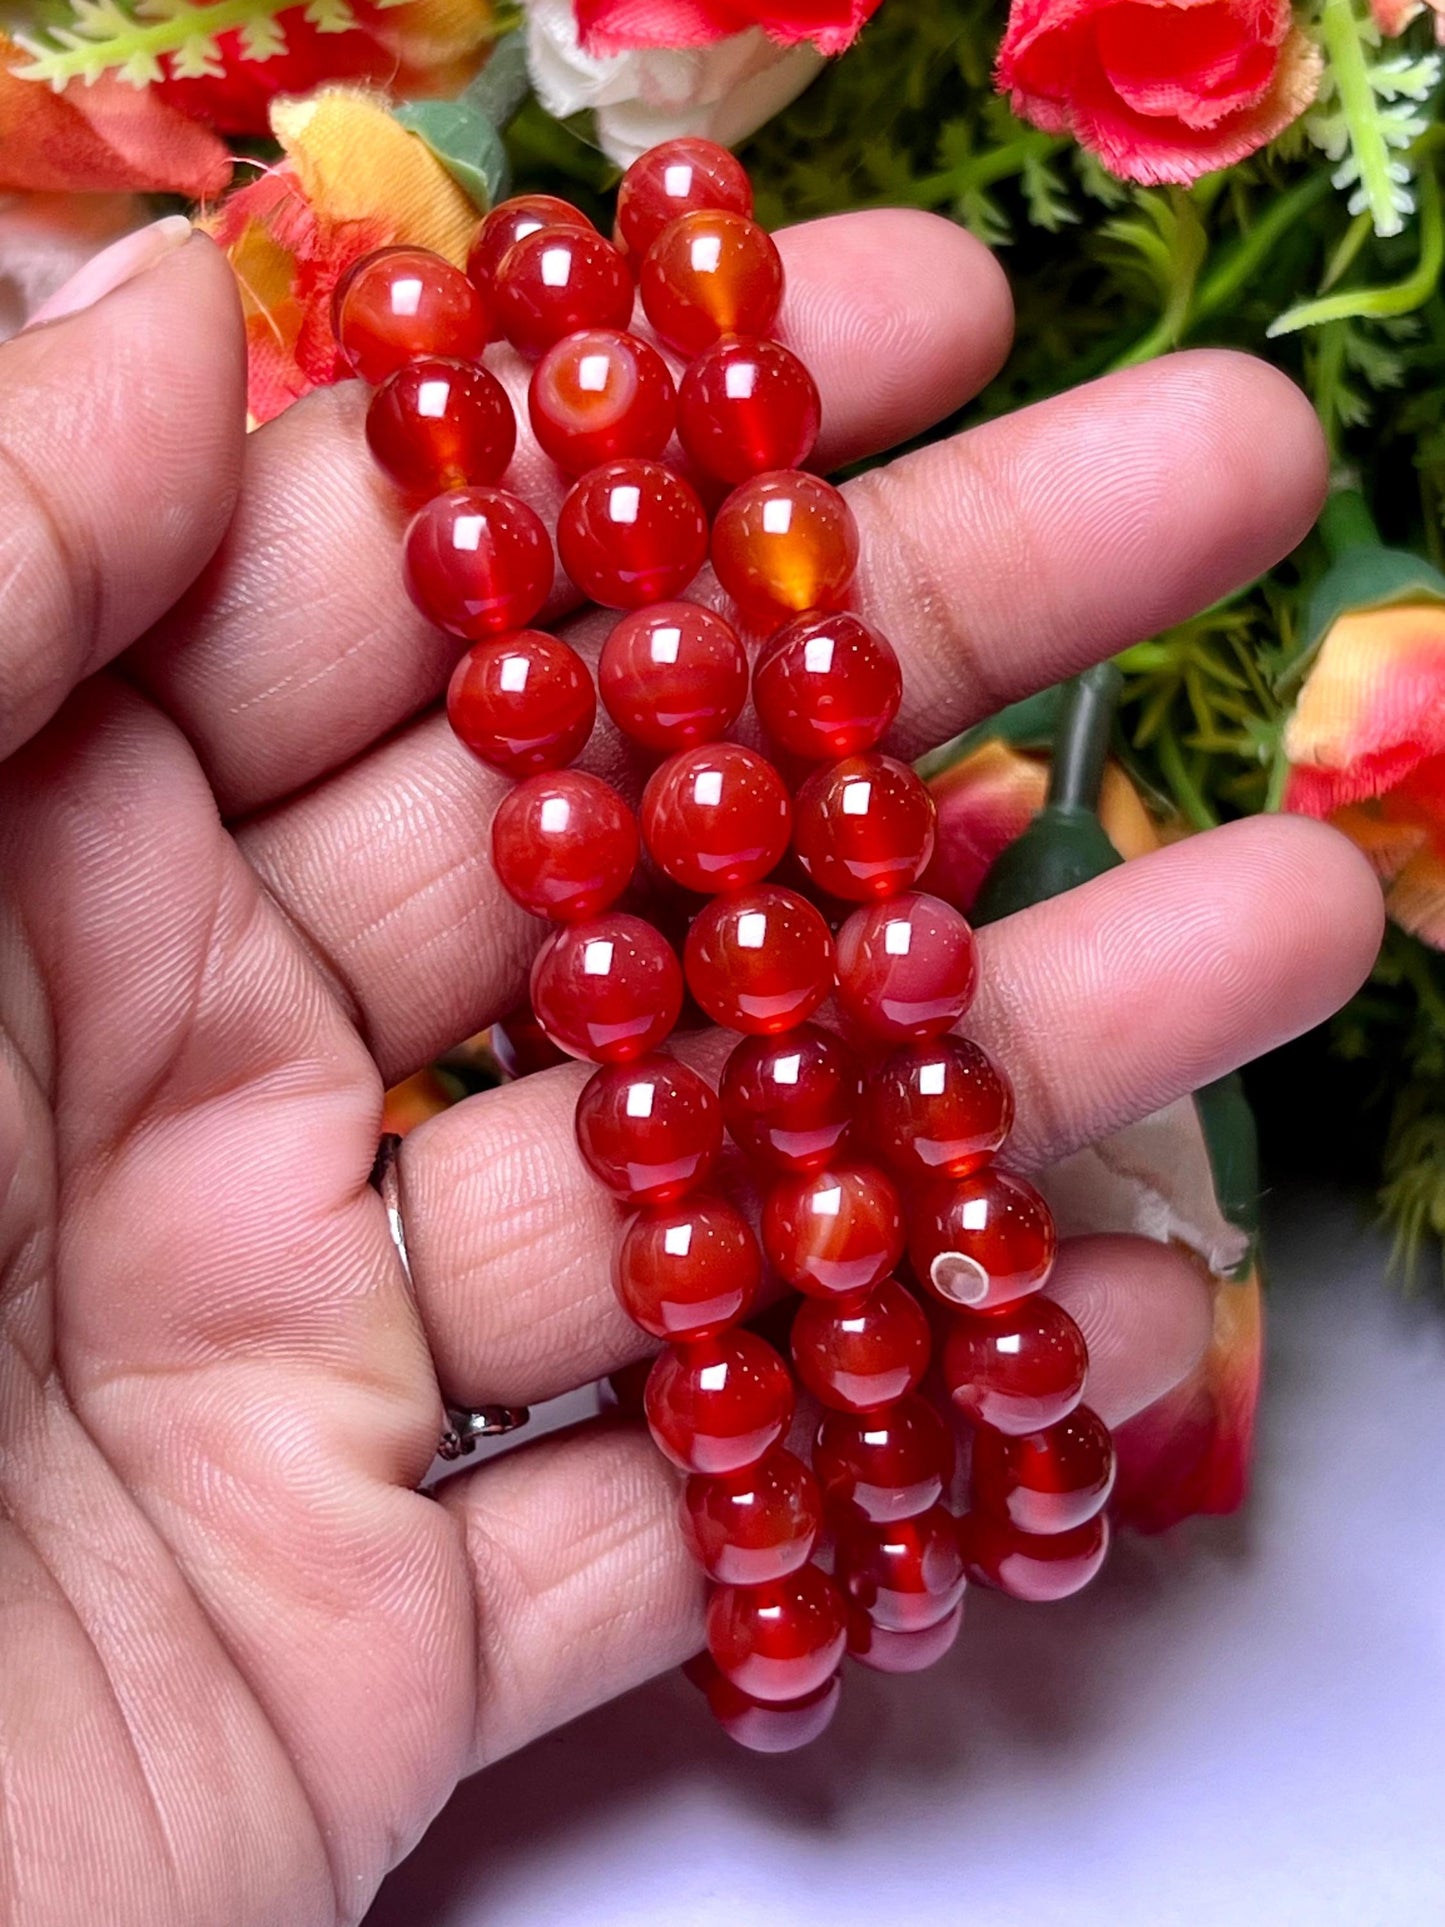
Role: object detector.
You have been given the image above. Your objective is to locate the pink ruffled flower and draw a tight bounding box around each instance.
[1373,0,1445,40]
[575,0,881,57]
[997,0,1323,187]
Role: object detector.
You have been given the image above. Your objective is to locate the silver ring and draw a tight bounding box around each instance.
[370,1133,530,1455]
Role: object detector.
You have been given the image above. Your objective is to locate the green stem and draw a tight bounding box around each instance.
[1193,172,1333,323]
[1269,165,1444,337]
[1318,487,1382,558]
[1157,725,1220,831]
[17,0,406,85]
[1317,0,1410,240]
[1047,665,1123,813]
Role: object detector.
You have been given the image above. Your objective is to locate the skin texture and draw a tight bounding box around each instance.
[0,219,1383,1927]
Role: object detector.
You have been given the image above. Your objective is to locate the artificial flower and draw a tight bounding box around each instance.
[382,1067,461,1135]
[574,0,882,57]
[525,0,824,165]
[1111,1264,1263,1533]
[996,0,1323,187]
[1372,0,1445,40]
[204,86,479,423]
[0,32,230,197]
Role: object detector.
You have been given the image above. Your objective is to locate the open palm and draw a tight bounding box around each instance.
[0,220,1381,1927]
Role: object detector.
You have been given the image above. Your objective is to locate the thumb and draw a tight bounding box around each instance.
[0,219,245,760]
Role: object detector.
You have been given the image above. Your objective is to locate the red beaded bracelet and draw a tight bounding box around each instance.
[333,136,1115,1754]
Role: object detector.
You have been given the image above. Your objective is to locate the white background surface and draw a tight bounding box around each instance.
[366,1192,1445,1927]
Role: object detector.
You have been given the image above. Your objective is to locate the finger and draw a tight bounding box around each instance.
[127,210,1012,817]
[399,815,1379,1410]
[236,350,1328,1082]
[437,1230,1207,1765]
[0,231,244,762]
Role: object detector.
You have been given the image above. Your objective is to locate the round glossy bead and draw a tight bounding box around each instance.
[493,227,633,358]
[791,1277,931,1413]
[792,754,937,903]
[678,337,821,485]
[942,1296,1089,1437]
[557,459,708,609]
[909,1169,1057,1312]
[834,893,978,1045]
[599,601,747,752]
[960,1511,1110,1603]
[640,210,783,355]
[813,1394,955,1524]
[679,1449,821,1585]
[862,1036,1014,1180]
[705,1670,840,1753]
[847,1601,963,1675]
[491,1002,569,1079]
[719,1024,862,1173]
[530,913,683,1063]
[835,1506,967,1633]
[491,771,636,921]
[528,329,676,474]
[706,1564,847,1703]
[711,470,858,623]
[467,194,592,290]
[617,138,753,257]
[575,1055,721,1204]
[762,1160,903,1299]
[684,885,834,1035]
[333,247,489,384]
[971,1405,1116,1537]
[615,1194,761,1340]
[641,744,791,894]
[366,359,516,496]
[447,629,592,776]
[752,611,901,762]
[645,1330,794,1475]
[406,488,553,640]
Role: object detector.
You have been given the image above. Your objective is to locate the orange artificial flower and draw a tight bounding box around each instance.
[381,1066,461,1135]
[204,86,481,422]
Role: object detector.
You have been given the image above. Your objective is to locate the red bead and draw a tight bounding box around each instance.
[706,1564,847,1702]
[557,459,708,609]
[333,247,489,384]
[791,1277,931,1413]
[835,1506,967,1633]
[575,1054,721,1201]
[491,771,636,921]
[847,1601,963,1674]
[834,893,978,1045]
[366,359,516,496]
[599,602,748,752]
[407,488,553,640]
[615,1194,761,1340]
[641,744,791,894]
[467,194,593,290]
[678,337,820,485]
[684,884,834,1035]
[862,1036,1014,1181]
[491,1002,569,1079]
[646,1330,794,1474]
[705,1670,840,1753]
[493,226,633,359]
[753,611,902,762]
[813,1394,956,1524]
[719,1024,862,1173]
[446,629,593,775]
[712,470,859,623]
[640,210,783,355]
[528,329,676,474]
[960,1511,1110,1603]
[971,1405,1116,1537]
[617,138,753,258]
[792,754,937,903]
[679,1449,821,1585]
[942,1296,1088,1437]
[909,1169,1057,1312]
[762,1160,904,1299]
[530,913,683,1063]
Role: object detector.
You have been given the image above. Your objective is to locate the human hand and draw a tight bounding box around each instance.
[0,215,1382,1926]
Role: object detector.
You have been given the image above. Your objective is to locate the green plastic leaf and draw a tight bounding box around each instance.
[394,98,509,213]
[969,804,1124,926]
[1194,1074,1261,1270]
[1277,545,1445,694]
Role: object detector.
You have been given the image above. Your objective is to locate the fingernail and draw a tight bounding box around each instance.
[25,215,193,330]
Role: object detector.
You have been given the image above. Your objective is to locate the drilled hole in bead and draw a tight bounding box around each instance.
[929,1251,992,1307]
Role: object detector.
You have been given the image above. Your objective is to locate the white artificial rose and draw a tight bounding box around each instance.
[524,0,823,168]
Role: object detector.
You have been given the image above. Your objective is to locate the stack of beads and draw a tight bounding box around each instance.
[333,138,1116,1754]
